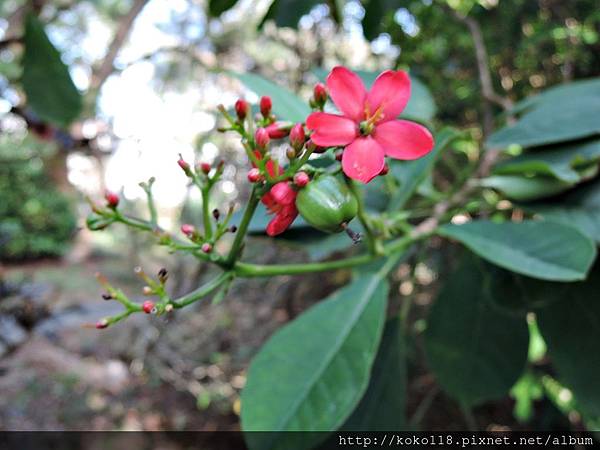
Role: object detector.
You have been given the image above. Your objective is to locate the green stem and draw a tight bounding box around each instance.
[225,185,260,266]
[235,253,376,277]
[234,233,418,277]
[346,178,382,255]
[201,186,213,240]
[171,271,233,308]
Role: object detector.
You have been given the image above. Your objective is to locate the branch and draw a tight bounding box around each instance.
[0,36,22,49]
[453,11,513,111]
[90,0,149,91]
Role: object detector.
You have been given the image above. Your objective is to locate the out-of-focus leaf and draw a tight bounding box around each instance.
[388,127,459,210]
[341,317,407,431]
[479,175,575,202]
[230,72,310,122]
[438,220,596,281]
[537,262,600,417]
[312,68,437,122]
[260,0,321,29]
[208,0,238,16]
[241,264,391,450]
[526,179,600,243]
[487,78,600,149]
[493,139,600,183]
[424,253,529,406]
[22,15,82,128]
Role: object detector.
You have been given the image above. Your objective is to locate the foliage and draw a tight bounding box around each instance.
[0,137,77,261]
[3,0,600,441]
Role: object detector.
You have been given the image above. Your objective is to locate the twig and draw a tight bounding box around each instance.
[448,8,513,135]
[89,0,149,91]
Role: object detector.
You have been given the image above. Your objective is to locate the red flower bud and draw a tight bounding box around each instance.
[178,156,190,174]
[96,319,108,329]
[313,82,327,105]
[260,96,272,118]
[181,223,195,236]
[289,123,306,150]
[201,243,213,254]
[379,164,389,176]
[235,99,249,121]
[200,162,211,174]
[294,171,310,188]
[142,300,155,314]
[265,122,291,139]
[247,168,262,183]
[255,127,270,148]
[105,190,119,208]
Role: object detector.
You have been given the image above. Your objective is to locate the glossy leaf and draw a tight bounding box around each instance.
[479,175,574,202]
[388,127,459,210]
[208,0,238,16]
[487,78,600,149]
[341,317,407,431]
[493,139,600,183]
[22,15,82,128]
[527,179,600,243]
[438,220,596,281]
[231,72,311,122]
[241,267,390,450]
[424,254,529,406]
[536,262,600,417]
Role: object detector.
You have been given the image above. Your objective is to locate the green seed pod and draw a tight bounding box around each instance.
[296,175,358,233]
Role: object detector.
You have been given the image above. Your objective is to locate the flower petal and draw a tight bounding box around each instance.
[306,112,358,147]
[266,205,298,236]
[326,66,366,122]
[270,182,297,206]
[373,120,434,160]
[366,70,411,122]
[341,136,385,184]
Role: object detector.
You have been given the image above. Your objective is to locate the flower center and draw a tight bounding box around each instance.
[360,103,385,135]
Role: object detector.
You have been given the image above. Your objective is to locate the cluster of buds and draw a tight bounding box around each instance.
[217,91,327,236]
[180,203,237,252]
[94,266,174,329]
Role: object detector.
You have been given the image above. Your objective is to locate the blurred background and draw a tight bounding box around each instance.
[0,0,599,436]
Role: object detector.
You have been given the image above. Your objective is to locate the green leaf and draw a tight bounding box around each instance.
[22,15,82,128]
[388,127,459,210]
[424,254,529,406]
[479,174,575,202]
[526,179,600,243]
[493,138,600,183]
[487,77,600,149]
[208,0,238,16]
[312,68,437,122]
[536,262,600,417]
[438,220,596,281]
[231,72,311,123]
[241,263,392,450]
[341,317,407,431]
[260,0,321,29]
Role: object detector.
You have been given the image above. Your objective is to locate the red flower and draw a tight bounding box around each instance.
[262,182,298,236]
[306,67,434,183]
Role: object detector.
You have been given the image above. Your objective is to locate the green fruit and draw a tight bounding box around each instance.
[296,175,358,233]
